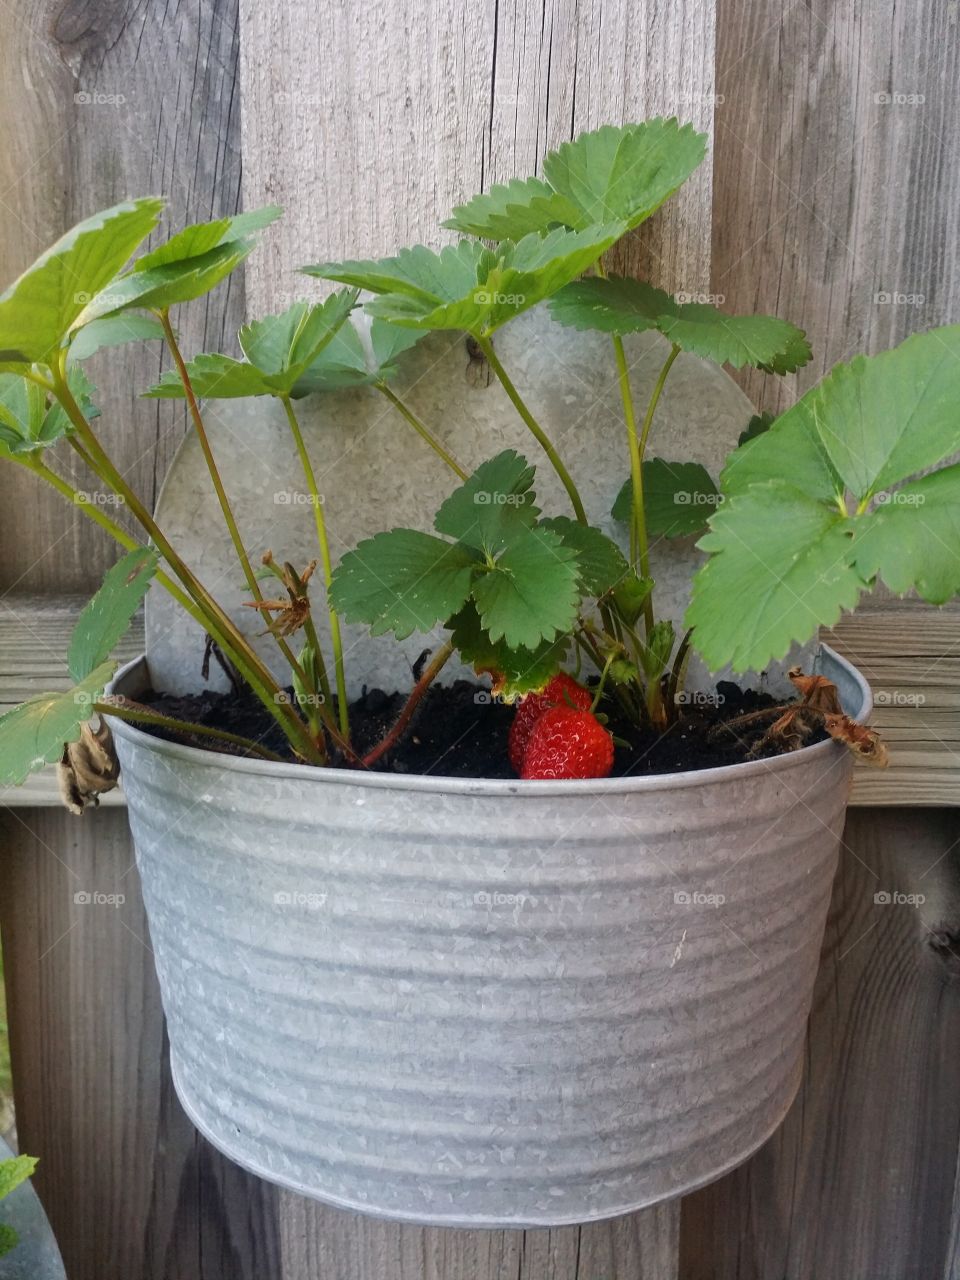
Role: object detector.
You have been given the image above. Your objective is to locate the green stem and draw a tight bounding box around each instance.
[95,700,287,762]
[376,384,468,480]
[477,335,587,525]
[157,309,261,598]
[280,395,350,739]
[633,343,681,635]
[49,364,324,764]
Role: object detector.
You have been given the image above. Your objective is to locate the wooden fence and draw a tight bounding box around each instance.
[1,1,959,1277]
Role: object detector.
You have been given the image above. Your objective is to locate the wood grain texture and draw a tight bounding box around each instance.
[680,807,960,1280]
[239,0,715,310]
[0,807,283,1280]
[826,599,960,806]
[0,0,246,594]
[684,1,960,1271]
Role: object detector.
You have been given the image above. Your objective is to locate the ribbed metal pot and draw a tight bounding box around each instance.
[108,645,870,1228]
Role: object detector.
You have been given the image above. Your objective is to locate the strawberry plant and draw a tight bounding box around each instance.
[0,118,957,791]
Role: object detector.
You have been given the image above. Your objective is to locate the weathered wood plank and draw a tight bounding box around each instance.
[0,0,247,594]
[0,807,283,1280]
[680,807,960,1280]
[239,0,715,312]
[684,0,960,1268]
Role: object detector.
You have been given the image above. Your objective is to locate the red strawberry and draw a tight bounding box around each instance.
[508,673,592,773]
[521,705,615,780]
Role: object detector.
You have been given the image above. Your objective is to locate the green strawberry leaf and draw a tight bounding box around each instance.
[686,482,864,672]
[550,276,810,371]
[145,293,359,400]
[0,1154,38,1201]
[68,548,158,682]
[0,660,117,785]
[724,325,960,504]
[237,291,357,382]
[434,449,539,551]
[143,354,273,399]
[74,239,255,325]
[539,516,629,594]
[472,523,581,649]
[0,1222,19,1257]
[0,198,164,362]
[851,466,960,605]
[309,227,624,338]
[447,601,567,696]
[290,320,424,396]
[134,206,280,272]
[68,313,166,361]
[0,368,95,456]
[329,529,478,640]
[613,459,720,537]
[444,119,707,241]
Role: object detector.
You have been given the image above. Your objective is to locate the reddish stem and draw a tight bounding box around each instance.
[361,643,455,769]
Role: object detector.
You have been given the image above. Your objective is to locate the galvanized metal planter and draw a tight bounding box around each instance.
[108,645,870,1228]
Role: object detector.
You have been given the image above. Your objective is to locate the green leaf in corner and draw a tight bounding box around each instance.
[329,529,478,640]
[68,548,158,682]
[0,1154,37,1201]
[550,276,811,372]
[444,119,707,242]
[686,482,864,672]
[539,516,629,595]
[472,524,581,649]
[613,459,720,538]
[290,319,424,396]
[447,602,567,697]
[0,198,165,363]
[307,226,624,338]
[133,206,281,272]
[0,660,117,786]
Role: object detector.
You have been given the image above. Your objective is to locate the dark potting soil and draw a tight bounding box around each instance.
[137,676,827,780]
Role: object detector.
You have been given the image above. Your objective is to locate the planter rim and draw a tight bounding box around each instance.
[106,643,870,798]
